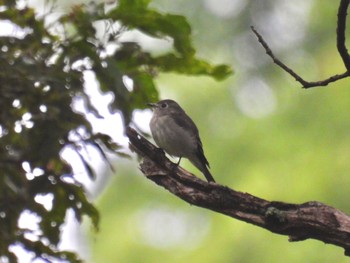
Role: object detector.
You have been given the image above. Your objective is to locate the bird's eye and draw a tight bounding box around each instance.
[161,103,167,108]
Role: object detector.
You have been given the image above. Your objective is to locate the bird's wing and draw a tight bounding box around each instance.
[170,112,199,134]
[170,112,209,167]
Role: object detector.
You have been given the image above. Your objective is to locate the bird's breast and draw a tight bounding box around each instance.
[150,115,195,157]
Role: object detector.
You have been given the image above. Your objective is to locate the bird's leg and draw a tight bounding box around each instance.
[169,157,182,174]
[176,157,182,166]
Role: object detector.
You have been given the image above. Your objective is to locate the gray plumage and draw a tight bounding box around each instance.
[148,99,215,182]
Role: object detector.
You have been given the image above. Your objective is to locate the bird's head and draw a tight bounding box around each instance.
[147,99,183,115]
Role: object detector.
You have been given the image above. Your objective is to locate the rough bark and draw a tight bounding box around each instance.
[126,126,350,256]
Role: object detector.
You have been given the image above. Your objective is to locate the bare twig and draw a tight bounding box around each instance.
[126,126,350,257]
[251,0,350,88]
[251,26,310,87]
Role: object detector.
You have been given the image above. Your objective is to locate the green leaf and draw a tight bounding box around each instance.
[130,71,159,108]
[150,54,233,80]
[109,6,194,57]
[19,236,83,263]
[118,0,151,10]
[65,183,100,231]
[0,1,232,261]
[92,133,122,152]
[76,150,96,180]
[210,64,234,80]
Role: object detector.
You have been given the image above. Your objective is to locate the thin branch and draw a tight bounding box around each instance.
[337,0,350,71]
[126,126,350,257]
[251,26,350,88]
[251,0,350,88]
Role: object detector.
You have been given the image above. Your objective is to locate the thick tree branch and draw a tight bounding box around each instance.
[126,126,350,257]
[251,0,350,88]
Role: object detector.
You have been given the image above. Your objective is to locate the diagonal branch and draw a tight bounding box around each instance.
[251,26,311,87]
[126,127,350,257]
[251,0,350,88]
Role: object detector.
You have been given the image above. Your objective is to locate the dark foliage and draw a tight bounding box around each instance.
[0,0,231,261]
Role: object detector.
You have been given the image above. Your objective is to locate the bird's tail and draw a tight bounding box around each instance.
[191,149,216,183]
[190,156,216,182]
[202,165,216,183]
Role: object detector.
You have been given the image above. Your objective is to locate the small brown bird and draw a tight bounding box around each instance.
[148,99,215,182]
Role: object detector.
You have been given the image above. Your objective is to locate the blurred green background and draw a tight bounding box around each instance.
[46,0,350,262]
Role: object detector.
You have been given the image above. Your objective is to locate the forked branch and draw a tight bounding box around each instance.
[252,0,350,88]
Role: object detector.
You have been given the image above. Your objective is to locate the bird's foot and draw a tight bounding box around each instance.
[154,147,166,159]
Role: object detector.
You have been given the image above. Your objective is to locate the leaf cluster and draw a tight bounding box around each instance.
[0,0,231,261]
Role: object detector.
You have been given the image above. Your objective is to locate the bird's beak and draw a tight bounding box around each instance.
[147,102,157,108]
